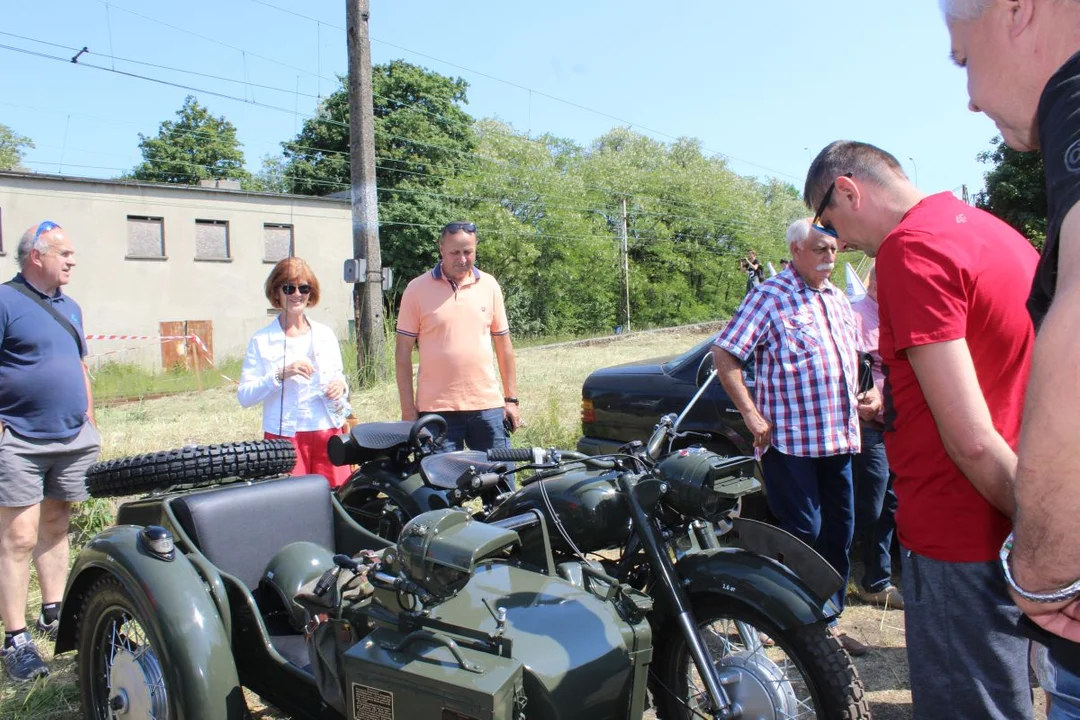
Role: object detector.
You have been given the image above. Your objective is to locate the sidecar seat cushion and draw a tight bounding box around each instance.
[171,474,335,590]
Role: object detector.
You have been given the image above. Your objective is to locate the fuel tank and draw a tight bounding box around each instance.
[486,468,629,554]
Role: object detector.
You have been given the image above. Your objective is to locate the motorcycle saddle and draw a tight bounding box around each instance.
[420,451,509,490]
[349,421,416,450]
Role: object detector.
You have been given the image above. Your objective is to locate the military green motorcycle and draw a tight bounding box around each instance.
[54,433,868,720]
[327,361,870,719]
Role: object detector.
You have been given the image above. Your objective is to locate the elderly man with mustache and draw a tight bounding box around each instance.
[804,139,1039,719]
[711,216,872,656]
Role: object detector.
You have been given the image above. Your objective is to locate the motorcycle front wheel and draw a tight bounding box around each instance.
[653,598,870,720]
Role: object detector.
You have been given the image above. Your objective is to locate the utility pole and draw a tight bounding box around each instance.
[962,184,970,204]
[620,196,631,333]
[347,0,384,382]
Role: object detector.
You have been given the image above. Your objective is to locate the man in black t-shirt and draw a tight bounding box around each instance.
[944,1,1080,715]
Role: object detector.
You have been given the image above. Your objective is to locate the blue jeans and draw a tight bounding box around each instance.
[432,408,511,453]
[1035,644,1080,719]
[759,449,854,612]
[853,426,897,593]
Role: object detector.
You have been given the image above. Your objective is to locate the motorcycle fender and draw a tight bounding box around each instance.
[339,471,450,516]
[56,525,244,718]
[673,547,839,630]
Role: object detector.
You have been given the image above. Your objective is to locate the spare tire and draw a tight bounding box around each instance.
[85,440,297,498]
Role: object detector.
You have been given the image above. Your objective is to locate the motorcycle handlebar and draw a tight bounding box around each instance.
[486,447,540,462]
[645,415,676,460]
[486,447,617,469]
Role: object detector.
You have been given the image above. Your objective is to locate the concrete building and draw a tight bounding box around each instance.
[0,171,355,371]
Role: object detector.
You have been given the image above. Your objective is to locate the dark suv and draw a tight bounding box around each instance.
[576,334,754,458]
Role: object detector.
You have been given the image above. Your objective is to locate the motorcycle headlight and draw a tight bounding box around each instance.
[655,449,760,521]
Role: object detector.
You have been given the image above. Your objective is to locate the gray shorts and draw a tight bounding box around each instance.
[0,422,101,507]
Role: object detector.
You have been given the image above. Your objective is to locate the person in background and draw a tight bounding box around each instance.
[746,249,764,283]
[712,218,872,657]
[395,221,522,452]
[942,2,1080,715]
[238,257,350,488]
[849,266,903,610]
[0,221,100,682]
[806,139,1037,719]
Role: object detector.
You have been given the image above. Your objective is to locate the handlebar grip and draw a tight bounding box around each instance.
[486,447,536,462]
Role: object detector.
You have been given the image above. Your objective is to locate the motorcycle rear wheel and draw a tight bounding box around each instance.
[653,598,870,720]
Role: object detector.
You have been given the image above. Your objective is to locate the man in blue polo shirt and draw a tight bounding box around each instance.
[0,221,99,681]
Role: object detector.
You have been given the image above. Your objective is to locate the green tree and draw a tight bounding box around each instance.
[249,154,290,193]
[131,96,251,186]
[282,61,475,284]
[447,120,618,336]
[0,124,34,171]
[976,135,1047,250]
[581,129,803,326]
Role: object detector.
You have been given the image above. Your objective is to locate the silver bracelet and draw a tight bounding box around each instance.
[1000,531,1080,603]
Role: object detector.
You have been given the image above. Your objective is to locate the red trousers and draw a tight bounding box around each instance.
[264,428,351,489]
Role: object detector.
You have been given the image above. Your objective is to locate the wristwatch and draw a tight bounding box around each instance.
[1000,531,1080,603]
[504,397,519,404]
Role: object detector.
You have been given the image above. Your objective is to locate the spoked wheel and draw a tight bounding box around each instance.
[340,486,412,542]
[654,599,869,720]
[78,576,175,720]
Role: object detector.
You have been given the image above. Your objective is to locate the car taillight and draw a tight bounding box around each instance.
[581,398,596,424]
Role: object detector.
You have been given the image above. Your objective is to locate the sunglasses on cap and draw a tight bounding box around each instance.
[281,283,312,296]
[34,220,62,244]
[811,173,852,239]
[442,222,477,234]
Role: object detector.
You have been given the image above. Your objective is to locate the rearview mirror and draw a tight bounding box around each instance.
[696,350,716,388]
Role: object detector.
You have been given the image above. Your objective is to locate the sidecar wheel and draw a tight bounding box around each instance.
[77,575,178,720]
[653,598,870,720]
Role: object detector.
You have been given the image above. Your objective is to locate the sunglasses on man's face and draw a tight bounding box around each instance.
[811,173,852,239]
[281,283,312,296]
[442,222,477,234]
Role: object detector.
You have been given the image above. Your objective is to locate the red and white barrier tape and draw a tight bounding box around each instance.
[85,333,211,355]
[85,333,235,385]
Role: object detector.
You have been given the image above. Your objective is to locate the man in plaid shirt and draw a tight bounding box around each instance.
[711,218,872,656]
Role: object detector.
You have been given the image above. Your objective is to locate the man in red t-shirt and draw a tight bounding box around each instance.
[804,141,1038,720]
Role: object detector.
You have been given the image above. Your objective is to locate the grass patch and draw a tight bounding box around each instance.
[0,667,81,720]
[91,357,244,402]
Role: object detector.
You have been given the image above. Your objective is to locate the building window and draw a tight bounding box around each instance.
[195,219,230,261]
[126,216,165,259]
[263,223,293,262]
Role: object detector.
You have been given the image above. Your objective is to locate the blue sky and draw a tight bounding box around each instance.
[1,1,996,198]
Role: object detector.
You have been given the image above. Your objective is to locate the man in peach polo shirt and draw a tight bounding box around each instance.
[395,221,523,452]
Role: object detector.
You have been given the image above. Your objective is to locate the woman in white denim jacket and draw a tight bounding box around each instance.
[238,257,351,487]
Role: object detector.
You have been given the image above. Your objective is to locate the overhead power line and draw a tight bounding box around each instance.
[1,42,776,229]
[88,0,801,182]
